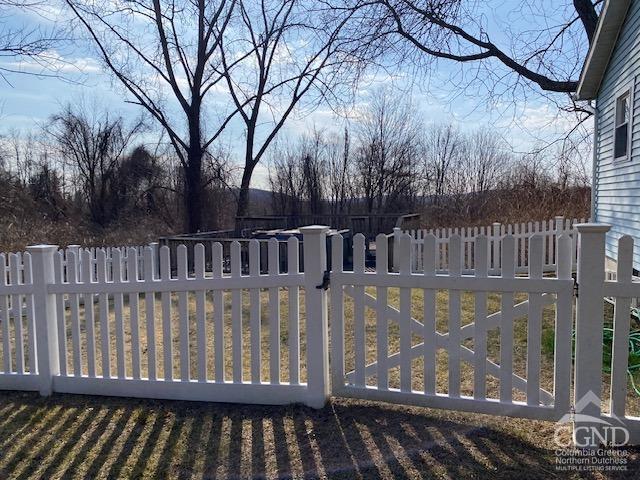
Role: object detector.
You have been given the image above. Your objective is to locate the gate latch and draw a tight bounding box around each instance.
[316,270,331,290]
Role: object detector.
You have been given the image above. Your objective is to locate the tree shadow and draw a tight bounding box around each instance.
[0,391,637,479]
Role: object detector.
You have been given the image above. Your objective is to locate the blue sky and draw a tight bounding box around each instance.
[0,1,590,188]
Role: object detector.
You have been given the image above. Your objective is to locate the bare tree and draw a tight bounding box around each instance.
[422,123,461,201]
[346,0,599,93]
[63,0,237,232]
[354,88,421,214]
[47,103,145,226]
[220,0,359,227]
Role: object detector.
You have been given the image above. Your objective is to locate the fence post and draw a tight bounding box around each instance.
[574,224,610,448]
[28,245,60,396]
[393,227,401,272]
[300,225,330,408]
[492,223,501,271]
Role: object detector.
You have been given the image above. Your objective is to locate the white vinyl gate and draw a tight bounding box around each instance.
[331,231,574,421]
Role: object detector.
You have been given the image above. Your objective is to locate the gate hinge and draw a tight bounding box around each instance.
[316,270,331,290]
[573,273,579,297]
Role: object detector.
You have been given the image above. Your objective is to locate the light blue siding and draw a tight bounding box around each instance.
[594,0,640,267]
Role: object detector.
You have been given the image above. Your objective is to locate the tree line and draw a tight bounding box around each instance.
[268,90,590,226]
[1,0,599,237]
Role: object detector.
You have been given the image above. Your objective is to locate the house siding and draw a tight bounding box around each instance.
[595,0,640,267]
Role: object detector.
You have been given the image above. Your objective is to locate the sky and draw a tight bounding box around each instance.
[0,1,591,188]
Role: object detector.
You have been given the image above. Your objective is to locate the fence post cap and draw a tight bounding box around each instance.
[574,223,611,233]
[26,245,59,252]
[298,225,330,234]
[492,222,501,226]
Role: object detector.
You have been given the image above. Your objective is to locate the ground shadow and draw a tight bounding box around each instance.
[0,391,637,479]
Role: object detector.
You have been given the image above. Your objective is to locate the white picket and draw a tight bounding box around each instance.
[231,241,242,383]
[82,249,97,378]
[127,247,141,380]
[610,236,633,417]
[420,234,436,396]
[399,233,412,393]
[54,252,68,377]
[113,249,126,379]
[526,235,543,406]
[0,254,9,374]
[330,234,345,390]
[499,235,515,403]
[212,242,225,383]
[473,236,488,400]
[375,234,388,390]
[144,247,157,381]
[268,238,280,385]
[160,246,173,381]
[10,254,24,375]
[194,244,207,383]
[353,233,366,388]
[288,237,300,385]
[448,234,462,398]
[249,240,261,384]
[97,250,111,379]
[176,245,189,382]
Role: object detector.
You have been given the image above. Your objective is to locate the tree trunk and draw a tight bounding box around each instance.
[184,147,203,233]
[235,161,256,232]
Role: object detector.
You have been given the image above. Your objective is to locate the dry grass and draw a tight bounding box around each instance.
[0,391,638,479]
[1,286,640,478]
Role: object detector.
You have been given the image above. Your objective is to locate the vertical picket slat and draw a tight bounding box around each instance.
[555,234,573,413]
[213,243,224,383]
[144,247,157,381]
[288,237,300,385]
[10,255,24,374]
[422,234,437,395]
[81,249,96,378]
[231,241,242,383]
[527,234,543,405]
[498,235,515,402]
[177,245,190,382]
[127,247,141,380]
[69,251,82,377]
[610,236,634,417]
[353,233,366,387]
[447,234,463,398]
[160,246,173,381]
[268,238,280,384]
[97,250,110,379]
[331,234,345,389]
[194,244,207,383]
[375,234,389,390]
[54,252,68,377]
[113,249,126,379]
[249,240,261,384]
[23,254,37,373]
[0,255,10,373]
[399,234,412,392]
[473,236,488,400]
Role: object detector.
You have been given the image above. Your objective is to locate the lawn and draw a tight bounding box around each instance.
[1,284,640,478]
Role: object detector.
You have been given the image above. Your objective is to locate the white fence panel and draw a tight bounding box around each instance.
[0,228,331,408]
[401,216,587,274]
[332,230,575,422]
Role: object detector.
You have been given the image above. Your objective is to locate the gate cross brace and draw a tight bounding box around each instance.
[342,286,555,405]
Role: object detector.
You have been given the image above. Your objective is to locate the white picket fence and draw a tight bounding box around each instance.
[332,231,574,421]
[0,223,639,447]
[0,227,329,407]
[399,216,588,273]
